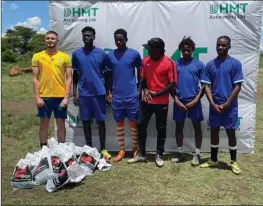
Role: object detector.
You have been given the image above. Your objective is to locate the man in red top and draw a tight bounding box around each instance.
[128,38,177,167]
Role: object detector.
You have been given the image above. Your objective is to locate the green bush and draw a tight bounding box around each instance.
[2,50,18,62]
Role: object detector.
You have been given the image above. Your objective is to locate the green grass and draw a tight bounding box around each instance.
[1,58,263,205]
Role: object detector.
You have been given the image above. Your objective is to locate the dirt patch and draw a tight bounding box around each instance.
[2,100,35,115]
[256,84,263,100]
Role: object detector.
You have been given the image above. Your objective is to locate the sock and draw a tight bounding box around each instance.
[178,147,183,153]
[98,121,106,151]
[195,148,200,155]
[229,146,237,162]
[129,121,138,151]
[116,120,125,151]
[211,144,219,162]
[40,143,47,148]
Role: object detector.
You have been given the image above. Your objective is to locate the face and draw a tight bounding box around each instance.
[82,31,95,46]
[45,33,58,49]
[114,34,127,49]
[216,38,230,56]
[181,44,193,59]
[148,47,163,60]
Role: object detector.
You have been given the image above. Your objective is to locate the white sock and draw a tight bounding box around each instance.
[178,147,183,153]
[196,148,200,155]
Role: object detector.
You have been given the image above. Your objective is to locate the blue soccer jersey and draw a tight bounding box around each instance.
[107,48,142,98]
[201,56,244,106]
[175,58,205,102]
[72,47,108,97]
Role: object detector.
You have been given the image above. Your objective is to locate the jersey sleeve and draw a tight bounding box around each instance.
[71,51,78,71]
[201,63,211,84]
[31,54,39,67]
[134,51,142,70]
[64,54,72,68]
[199,61,206,81]
[168,60,177,83]
[232,60,244,84]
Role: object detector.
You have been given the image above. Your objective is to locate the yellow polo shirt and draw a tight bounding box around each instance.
[32,50,72,97]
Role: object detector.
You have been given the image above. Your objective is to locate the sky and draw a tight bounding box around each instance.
[1,1,263,50]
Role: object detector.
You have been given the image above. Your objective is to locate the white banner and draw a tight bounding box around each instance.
[50,1,263,153]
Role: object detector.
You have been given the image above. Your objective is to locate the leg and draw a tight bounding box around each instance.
[111,97,126,161]
[53,98,68,143]
[37,98,52,148]
[82,120,92,146]
[56,119,66,143]
[113,120,126,162]
[124,96,140,156]
[39,118,51,148]
[154,104,168,167]
[226,129,237,161]
[210,127,220,162]
[127,102,153,164]
[191,121,202,166]
[92,95,111,160]
[78,97,93,146]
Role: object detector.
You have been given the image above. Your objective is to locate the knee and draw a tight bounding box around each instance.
[157,124,166,133]
[97,120,105,126]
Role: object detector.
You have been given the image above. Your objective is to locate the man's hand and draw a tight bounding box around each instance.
[61,97,69,108]
[35,97,44,108]
[212,103,222,113]
[143,89,152,102]
[185,98,198,109]
[148,90,157,97]
[218,102,230,113]
[106,93,112,103]
[73,96,79,106]
[174,98,187,112]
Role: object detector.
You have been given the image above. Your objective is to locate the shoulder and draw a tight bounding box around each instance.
[94,47,106,54]
[163,55,174,66]
[58,51,70,58]
[128,48,140,56]
[33,51,44,58]
[228,56,241,66]
[72,48,82,56]
[206,58,216,67]
[142,56,151,64]
[193,59,205,68]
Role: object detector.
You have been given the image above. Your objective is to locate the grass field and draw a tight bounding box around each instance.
[1,57,263,205]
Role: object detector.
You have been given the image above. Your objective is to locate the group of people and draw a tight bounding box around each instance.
[32,26,244,175]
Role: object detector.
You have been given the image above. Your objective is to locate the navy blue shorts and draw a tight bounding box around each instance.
[79,95,106,121]
[173,100,204,122]
[111,96,139,122]
[37,97,67,119]
[209,104,238,129]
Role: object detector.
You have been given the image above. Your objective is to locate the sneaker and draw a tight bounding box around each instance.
[113,149,125,162]
[155,154,164,167]
[127,155,146,164]
[191,154,201,166]
[228,161,241,175]
[200,160,219,168]
[171,153,185,163]
[101,149,111,163]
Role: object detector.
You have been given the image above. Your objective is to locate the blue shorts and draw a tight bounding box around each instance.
[79,95,106,121]
[37,97,67,119]
[173,100,204,122]
[111,96,139,122]
[209,104,238,129]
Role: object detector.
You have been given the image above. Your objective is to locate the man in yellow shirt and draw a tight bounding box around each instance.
[32,30,72,148]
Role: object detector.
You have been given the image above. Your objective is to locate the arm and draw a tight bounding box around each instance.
[32,66,40,100]
[73,70,78,99]
[155,83,176,96]
[104,71,112,95]
[220,83,242,111]
[64,67,72,99]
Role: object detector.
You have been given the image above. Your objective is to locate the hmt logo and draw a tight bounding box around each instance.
[209,3,248,20]
[63,7,99,23]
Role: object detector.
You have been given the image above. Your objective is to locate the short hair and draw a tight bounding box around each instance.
[217,35,231,46]
[114,29,127,39]
[81,26,96,35]
[45,30,58,37]
[178,36,195,51]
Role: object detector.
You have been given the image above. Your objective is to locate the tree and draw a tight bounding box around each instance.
[5,26,37,54]
[28,34,46,53]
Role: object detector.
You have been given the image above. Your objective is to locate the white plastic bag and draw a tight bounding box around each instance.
[97,158,112,172]
[78,145,100,175]
[11,159,37,190]
[32,146,54,185]
[48,137,58,149]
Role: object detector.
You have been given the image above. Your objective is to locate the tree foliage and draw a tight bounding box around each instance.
[2,26,46,63]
